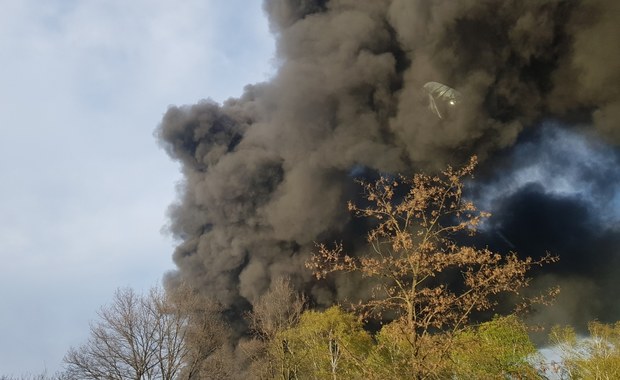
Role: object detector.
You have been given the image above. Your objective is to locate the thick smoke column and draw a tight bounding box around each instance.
[157,0,620,325]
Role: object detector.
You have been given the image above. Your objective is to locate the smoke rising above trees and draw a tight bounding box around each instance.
[156,0,620,328]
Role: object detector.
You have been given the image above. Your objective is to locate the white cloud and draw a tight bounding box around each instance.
[474,123,620,225]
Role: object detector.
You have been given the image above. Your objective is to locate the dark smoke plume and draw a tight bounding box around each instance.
[472,125,620,328]
[157,0,620,328]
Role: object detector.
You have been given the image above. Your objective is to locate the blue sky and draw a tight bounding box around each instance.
[0,0,274,374]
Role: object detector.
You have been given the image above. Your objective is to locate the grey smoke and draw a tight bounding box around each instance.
[157,0,620,326]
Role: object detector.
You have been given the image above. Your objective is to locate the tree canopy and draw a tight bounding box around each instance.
[307,156,557,379]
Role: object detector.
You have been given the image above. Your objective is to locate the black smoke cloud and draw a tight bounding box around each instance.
[157,0,620,326]
[471,125,620,327]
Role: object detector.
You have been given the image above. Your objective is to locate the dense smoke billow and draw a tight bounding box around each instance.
[156,0,620,328]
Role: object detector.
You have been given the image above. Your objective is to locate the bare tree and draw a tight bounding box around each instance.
[307,156,558,378]
[64,288,158,379]
[248,277,306,341]
[243,277,306,379]
[63,285,227,380]
[166,284,231,380]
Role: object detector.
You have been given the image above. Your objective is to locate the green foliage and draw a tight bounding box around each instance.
[551,321,620,379]
[363,315,539,380]
[452,315,539,379]
[270,306,372,380]
[364,321,414,379]
[364,320,451,379]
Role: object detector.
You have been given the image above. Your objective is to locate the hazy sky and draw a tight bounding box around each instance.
[0,1,274,374]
